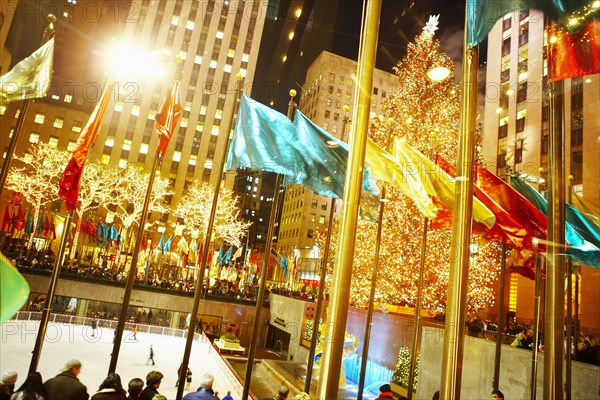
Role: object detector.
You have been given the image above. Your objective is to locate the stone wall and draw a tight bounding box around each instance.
[417,326,599,400]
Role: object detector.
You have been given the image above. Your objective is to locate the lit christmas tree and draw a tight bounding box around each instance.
[316,16,501,313]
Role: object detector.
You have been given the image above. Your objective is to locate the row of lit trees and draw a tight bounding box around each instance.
[4,142,250,265]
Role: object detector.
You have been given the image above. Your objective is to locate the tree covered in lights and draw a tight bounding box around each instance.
[316,16,501,314]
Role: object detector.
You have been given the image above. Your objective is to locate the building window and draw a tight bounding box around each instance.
[53,117,64,128]
[518,22,529,46]
[307,229,314,239]
[67,140,77,152]
[516,109,526,132]
[517,81,527,103]
[325,110,330,118]
[319,215,326,224]
[502,15,511,31]
[311,199,318,208]
[29,132,40,143]
[310,213,316,222]
[515,139,523,164]
[48,136,59,148]
[321,201,327,211]
[0,105,5,115]
[502,37,511,57]
[123,139,132,151]
[105,137,115,147]
[34,113,45,124]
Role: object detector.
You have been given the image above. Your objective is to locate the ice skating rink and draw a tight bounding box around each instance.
[1,321,235,399]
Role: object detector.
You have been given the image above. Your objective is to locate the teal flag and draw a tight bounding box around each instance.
[24,212,32,235]
[163,235,173,252]
[156,232,165,253]
[467,0,598,46]
[510,176,600,268]
[293,109,380,200]
[280,255,289,277]
[227,94,306,180]
[218,244,224,265]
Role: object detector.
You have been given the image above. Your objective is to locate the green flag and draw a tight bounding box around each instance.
[0,37,54,104]
[0,253,30,322]
[467,0,598,46]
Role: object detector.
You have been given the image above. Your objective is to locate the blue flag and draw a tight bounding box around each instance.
[156,232,165,253]
[218,244,224,265]
[227,94,307,180]
[280,255,289,277]
[163,235,173,252]
[222,246,233,265]
[510,176,600,268]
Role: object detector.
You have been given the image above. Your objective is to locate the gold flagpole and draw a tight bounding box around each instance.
[317,0,381,398]
[0,15,55,201]
[544,76,566,400]
[241,90,296,400]
[439,13,479,397]
[175,73,244,400]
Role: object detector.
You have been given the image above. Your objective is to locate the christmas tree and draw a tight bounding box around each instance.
[317,16,501,313]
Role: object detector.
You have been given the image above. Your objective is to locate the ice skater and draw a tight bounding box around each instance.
[90,318,97,337]
[147,345,155,366]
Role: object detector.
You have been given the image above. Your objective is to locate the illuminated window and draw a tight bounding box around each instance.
[140,143,149,154]
[72,121,82,133]
[105,212,115,224]
[195,55,203,64]
[210,60,217,69]
[23,154,33,163]
[53,117,64,128]
[131,105,140,116]
[196,122,203,132]
[227,49,235,58]
[239,68,246,77]
[319,215,326,224]
[15,109,20,118]
[123,139,132,151]
[204,160,213,169]
[67,140,77,152]
[216,31,224,39]
[215,110,222,120]
[148,109,156,120]
[509,273,518,312]
[180,117,188,128]
[224,64,232,73]
[48,136,59,148]
[51,94,59,100]
[179,51,187,60]
[189,155,197,165]
[211,126,220,136]
[114,102,124,112]
[105,137,115,147]
[200,106,207,115]
[64,94,72,103]
[34,113,45,124]
[119,159,127,168]
[186,20,194,30]
[0,105,6,115]
[242,53,250,62]
[29,132,40,143]
[172,151,181,162]
[171,15,179,25]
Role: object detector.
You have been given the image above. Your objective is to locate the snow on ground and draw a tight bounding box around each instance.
[1,321,235,399]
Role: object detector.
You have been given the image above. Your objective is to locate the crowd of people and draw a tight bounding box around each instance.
[0,361,315,400]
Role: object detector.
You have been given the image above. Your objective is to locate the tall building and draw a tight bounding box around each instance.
[233,0,339,255]
[273,50,397,284]
[1,0,267,245]
[481,10,600,330]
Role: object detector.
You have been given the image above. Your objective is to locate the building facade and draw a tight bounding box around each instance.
[482,10,600,332]
[1,0,267,251]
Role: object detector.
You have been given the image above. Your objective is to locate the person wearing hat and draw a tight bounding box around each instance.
[376,383,395,399]
[44,359,89,400]
[0,370,18,400]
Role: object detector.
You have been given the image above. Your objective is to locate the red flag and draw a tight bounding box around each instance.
[548,20,600,83]
[42,216,50,237]
[155,80,182,157]
[14,208,25,232]
[1,206,10,232]
[59,81,112,210]
[435,156,528,250]
[293,255,297,276]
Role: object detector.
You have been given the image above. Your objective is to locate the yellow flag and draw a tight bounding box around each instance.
[0,38,54,104]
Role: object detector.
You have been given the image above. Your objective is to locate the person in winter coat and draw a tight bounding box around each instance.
[44,360,89,400]
[182,373,219,400]
[261,385,289,400]
[139,372,162,400]
[126,379,143,400]
[0,370,18,400]
[376,383,395,399]
[90,374,126,400]
[10,372,47,400]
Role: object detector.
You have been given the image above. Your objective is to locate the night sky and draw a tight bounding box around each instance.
[333,0,468,73]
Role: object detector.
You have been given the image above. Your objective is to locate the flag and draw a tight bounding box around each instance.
[293,109,380,200]
[178,237,189,254]
[572,192,600,229]
[366,139,437,219]
[42,215,50,237]
[293,255,297,276]
[1,206,10,233]
[48,219,56,240]
[59,81,112,210]
[232,246,242,260]
[280,256,289,277]
[156,233,165,253]
[217,244,224,265]
[222,246,233,265]
[0,38,54,104]
[467,0,598,46]
[155,80,183,157]
[548,19,600,82]
[227,94,306,179]
[109,225,121,245]
[37,212,45,235]
[436,155,528,250]
[0,254,30,323]
[393,138,496,229]
[163,235,173,252]
[24,212,32,235]
[510,176,600,268]
[14,208,25,232]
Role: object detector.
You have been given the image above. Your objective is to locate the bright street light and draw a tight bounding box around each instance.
[107,42,165,79]
[426,66,451,82]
